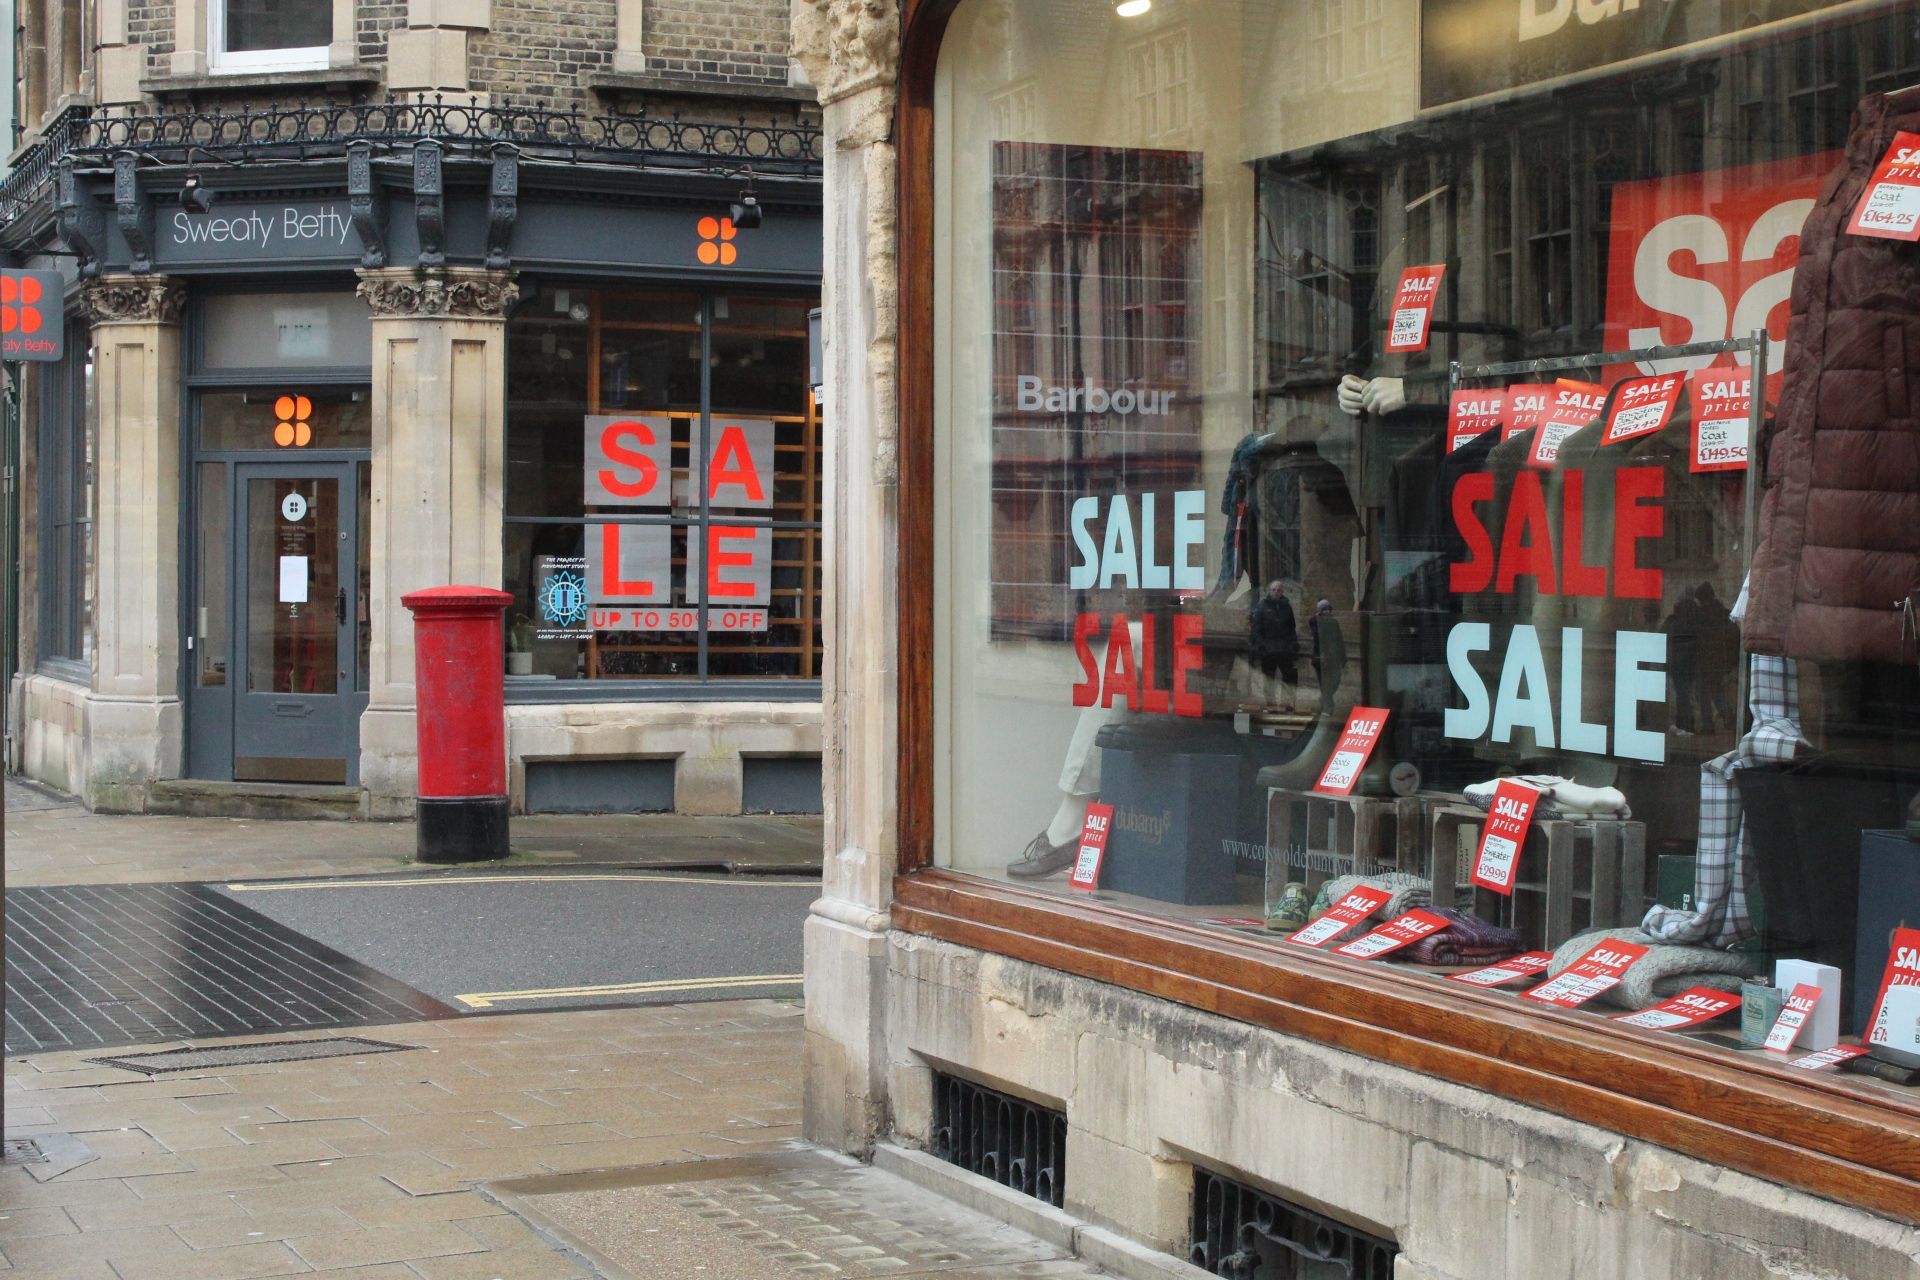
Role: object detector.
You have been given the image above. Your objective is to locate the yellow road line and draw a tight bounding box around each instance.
[226,873,813,892]
[456,973,803,1009]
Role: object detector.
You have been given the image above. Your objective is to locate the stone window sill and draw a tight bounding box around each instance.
[140,66,383,97]
[588,73,818,106]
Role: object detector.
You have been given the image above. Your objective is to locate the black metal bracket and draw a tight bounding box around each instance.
[346,140,387,269]
[486,144,518,270]
[54,159,103,278]
[111,152,154,274]
[414,140,445,269]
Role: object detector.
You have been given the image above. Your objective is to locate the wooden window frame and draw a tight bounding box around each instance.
[889,0,1920,1224]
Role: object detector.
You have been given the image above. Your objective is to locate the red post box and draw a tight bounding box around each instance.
[401,585,513,863]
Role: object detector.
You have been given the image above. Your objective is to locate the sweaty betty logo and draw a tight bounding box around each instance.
[170,206,355,249]
[1016,376,1177,417]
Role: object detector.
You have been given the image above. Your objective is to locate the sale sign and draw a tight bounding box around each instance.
[1689,368,1753,473]
[1527,382,1604,468]
[1601,373,1686,446]
[1503,385,1553,441]
[1614,986,1740,1031]
[1603,154,1832,401]
[1313,707,1390,796]
[1521,940,1649,1008]
[1448,951,1554,987]
[1069,802,1114,891]
[1864,926,1920,1058]
[1787,1044,1870,1071]
[1471,780,1542,895]
[1763,983,1824,1052]
[1385,264,1446,353]
[1287,885,1392,949]
[1846,132,1920,241]
[1449,389,1505,452]
[1334,910,1449,960]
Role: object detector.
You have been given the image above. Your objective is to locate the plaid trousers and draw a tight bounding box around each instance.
[1641,654,1808,948]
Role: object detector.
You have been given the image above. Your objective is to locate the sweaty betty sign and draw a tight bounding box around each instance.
[161,201,361,264]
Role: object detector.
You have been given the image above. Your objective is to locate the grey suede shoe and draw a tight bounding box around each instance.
[1007,831,1077,878]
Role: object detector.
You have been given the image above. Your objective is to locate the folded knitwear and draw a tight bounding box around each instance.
[1307,872,1433,946]
[1464,775,1631,819]
[1402,908,1526,967]
[1545,927,1765,1010]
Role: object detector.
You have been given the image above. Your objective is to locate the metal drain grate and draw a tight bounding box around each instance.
[2,1138,47,1164]
[88,1035,416,1075]
[1190,1167,1398,1278]
[929,1072,1067,1208]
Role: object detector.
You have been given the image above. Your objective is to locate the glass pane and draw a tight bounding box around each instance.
[247,477,338,695]
[357,463,370,691]
[200,292,370,370]
[224,0,330,52]
[201,390,371,452]
[196,462,228,687]
[505,522,699,681]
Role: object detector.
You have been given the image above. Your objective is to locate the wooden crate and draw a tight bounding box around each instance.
[1427,802,1648,949]
[1262,788,1425,918]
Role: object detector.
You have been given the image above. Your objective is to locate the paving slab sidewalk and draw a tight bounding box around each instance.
[4,781,823,888]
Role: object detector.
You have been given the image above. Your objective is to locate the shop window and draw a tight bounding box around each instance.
[503,287,824,687]
[929,0,1920,1121]
[38,332,92,670]
[210,0,331,72]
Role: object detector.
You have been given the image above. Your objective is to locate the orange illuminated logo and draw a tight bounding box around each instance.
[274,394,313,447]
[0,273,46,334]
[697,216,739,266]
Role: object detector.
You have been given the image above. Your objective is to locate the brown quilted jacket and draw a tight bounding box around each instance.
[1746,88,1920,665]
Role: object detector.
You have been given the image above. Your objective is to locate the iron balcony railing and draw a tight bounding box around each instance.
[1,95,823,233]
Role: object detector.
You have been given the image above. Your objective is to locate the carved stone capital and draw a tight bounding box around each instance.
[792,0,899,107]
[355,268,519,320]
[81,275,186,326]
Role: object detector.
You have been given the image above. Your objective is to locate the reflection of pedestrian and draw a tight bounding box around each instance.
[1250,581,1298,686]
[1664,589,1705,733]
[1696,583,1740,731]
[1310,599,1345,707]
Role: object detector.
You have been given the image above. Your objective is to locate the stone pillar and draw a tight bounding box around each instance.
[83,275,187,811]
[356,267,515,817]
[794,0,904,1156]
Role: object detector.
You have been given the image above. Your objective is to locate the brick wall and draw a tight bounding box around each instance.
[126,1,174,79]
[467,0,617,106]
[357,0,406,66]
[645,0,791,86]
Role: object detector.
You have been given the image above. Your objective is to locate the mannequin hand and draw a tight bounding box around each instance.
[1337,375,1369,417]
[1360,377,1407,415]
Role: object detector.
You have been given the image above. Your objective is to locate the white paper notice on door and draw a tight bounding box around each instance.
[279,556,309,604]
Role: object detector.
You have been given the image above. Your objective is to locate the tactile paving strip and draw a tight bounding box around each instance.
[5,883,457,1054]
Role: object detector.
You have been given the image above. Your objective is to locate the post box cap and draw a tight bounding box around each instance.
[400,585,515,612]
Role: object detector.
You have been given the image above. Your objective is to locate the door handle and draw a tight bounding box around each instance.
[337,587,348,626]
[271,701,315,718]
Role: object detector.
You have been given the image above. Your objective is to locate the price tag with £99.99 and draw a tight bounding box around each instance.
[1333,910,1449,960]
[1313,707,1389,796]
[1613,986,1740,1031]
[1384,265,1446,353]
[1287,885,1392,949]
[1448,951,1554,987]
[1521,939,1649,1009]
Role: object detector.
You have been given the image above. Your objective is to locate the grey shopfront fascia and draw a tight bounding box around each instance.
[40,157,829,782]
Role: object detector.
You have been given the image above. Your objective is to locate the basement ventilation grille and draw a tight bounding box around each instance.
[929,1072,1067,1209]
[88,1036,416,1075]
[1190,1167,1399,1279]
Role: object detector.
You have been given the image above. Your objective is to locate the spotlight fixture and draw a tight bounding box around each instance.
[729,192,762,230]
[180,174,216,215]
[1116,0,1151,14]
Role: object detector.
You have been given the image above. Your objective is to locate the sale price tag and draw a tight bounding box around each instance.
[1286,885,1392,949]
[1613,986,1741,1031]
[1689,368,1752,473]
[1601,373,1686,445]
[1448,389,1505,452]
[1447,951,1555,987]
[1521,940,1649,1008]
[1763,982,1823,1052]
[1384,264,1447,353]
[1333,910,1449,960]
[1068,802,1114,891]
[1864,925,1920,1056]
[1471,780,1542,895]
[1787,1044,1870,1071]
[1313,707,1390,796]
[1503,385,1553,441]
[1527,382,1605,468]
[1847,131,1920,241]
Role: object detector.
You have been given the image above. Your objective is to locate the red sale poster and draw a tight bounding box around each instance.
[1864,925,1920,1057]
[1503,385,1553,441]
[1334,910,1449,960]
[1601,373,1686,446]
[1613,986,1740,1031]
[1287,885,1392,949]
[1447,951,1554,987]
[1527,381,1604,468]
[1689,368,1752,473]
[1521,939,1649,1008]
[1847,131,1920,241]
[1384,264,1446,353]
[1471,779,1542,895]
[1763,982,1823,1052]
[1313,707,1390,796]
[1448,389,1505,452]
[1068,802,1114,891]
